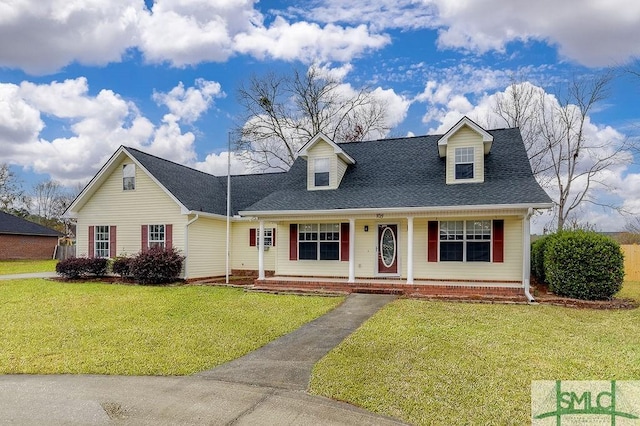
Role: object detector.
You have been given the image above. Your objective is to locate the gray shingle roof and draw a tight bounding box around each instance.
[125,147,285,216]
[0,211,62,237]
[242,127,552,212]
[125,127,551,216]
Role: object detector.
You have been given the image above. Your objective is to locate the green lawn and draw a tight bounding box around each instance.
[310,281,640,425]
[0,259,58,274]
[0,279,343,375]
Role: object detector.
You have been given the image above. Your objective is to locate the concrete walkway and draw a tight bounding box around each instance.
[197,293,397,390]
[0,294,404,425]
[0,271,57,280]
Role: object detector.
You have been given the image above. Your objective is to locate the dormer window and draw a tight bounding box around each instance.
[123,164,135,190]
[454,147,474,180]
[314,158,330,187]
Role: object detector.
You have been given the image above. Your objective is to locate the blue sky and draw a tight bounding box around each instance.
[1,0,639,231]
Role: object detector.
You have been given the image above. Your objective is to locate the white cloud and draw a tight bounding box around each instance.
[234,18,389,63]
[153,79,224,123]
[0,0,391,74]
[194,151,248,176]
[0,77,222,185]
[433,0,640,66]
[298,0,640,67]
[0,1,142,74]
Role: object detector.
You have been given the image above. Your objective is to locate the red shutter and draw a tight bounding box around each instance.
[166,224,173,250]
[340,222,349,261]
[427,221,438,262]
[249,228,256,247]
[88,226,94,257]
[109,226,117,258]
[272,228,276,247]
[141,225,148,251]
[289,224,298,261]
[493,220,504,263]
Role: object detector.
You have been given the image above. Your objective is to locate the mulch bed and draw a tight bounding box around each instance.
[532,283,638,310]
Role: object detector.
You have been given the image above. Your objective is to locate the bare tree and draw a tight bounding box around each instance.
[32,180,66,221]
[31,179,80,233]
[0,163,29,214]
[492,72,634,232]
[234,65,390,171]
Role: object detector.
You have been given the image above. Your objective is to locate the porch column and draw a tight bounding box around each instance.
[258,219,265,280]
[348,218,355,283]
[407,216,414,284]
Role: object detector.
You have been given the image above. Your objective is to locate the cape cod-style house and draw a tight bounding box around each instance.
[65,117,552,300]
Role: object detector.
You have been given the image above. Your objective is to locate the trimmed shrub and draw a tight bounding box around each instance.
[531,233,560,284]
[129,247,185,285]
[111,256,133,278]
[56,257,108,279]
[530,237,547,282]
[544,230,624,300]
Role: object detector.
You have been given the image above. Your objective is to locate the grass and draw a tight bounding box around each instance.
[0,259,58,274]
[0,279,343,375]
[310,281,640,425]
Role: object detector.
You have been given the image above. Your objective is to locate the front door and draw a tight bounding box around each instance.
[377,224,398,274]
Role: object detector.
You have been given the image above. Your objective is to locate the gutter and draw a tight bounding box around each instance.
[523,207,536,303]
[239,202,554,218]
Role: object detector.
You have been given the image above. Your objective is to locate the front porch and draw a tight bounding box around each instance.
[253,276,526,300]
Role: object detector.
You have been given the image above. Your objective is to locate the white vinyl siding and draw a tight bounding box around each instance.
[76,158,185,259]
[185,216,226,279]
[307,141,339,190]
[446,126,484,184]
[413,217,522,281]
[230,221,277,271]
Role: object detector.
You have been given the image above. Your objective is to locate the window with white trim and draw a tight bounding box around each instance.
[298,223,339,260]
[314,158,330,187]
[254,228,274,247]
[95,225,110,258]
[148,224,165,249]
[123,164,135,190]
[454,147,474,180]
[439,220,491,262]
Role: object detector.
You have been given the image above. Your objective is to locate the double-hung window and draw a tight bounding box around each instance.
[454,147,474,180]
[123,164,135,190]
[257,228,273,247]
[298,223,340,260]
[94,225,110,258]
[148,224,165,249]
[314,158,330,187]
[439,220,491,262]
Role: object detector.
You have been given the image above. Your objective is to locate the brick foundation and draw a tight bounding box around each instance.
[253,278,524,300]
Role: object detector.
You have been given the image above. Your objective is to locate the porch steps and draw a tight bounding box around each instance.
[252,278,525,301]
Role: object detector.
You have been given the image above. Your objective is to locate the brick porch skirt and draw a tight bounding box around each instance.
[253,276,524,299]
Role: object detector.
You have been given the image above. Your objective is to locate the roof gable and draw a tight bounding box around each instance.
[65,146,189,217]
[297,133,356,164]
[437,116,494,157]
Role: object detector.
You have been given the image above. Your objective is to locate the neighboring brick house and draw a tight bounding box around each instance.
[0,211,62,260]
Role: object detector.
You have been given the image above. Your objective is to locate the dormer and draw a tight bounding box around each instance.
[297,133,356,190]
[438,116,493,185]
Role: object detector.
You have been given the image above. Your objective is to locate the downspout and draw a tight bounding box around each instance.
[184,214,200,279]
[523,208,535,303]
